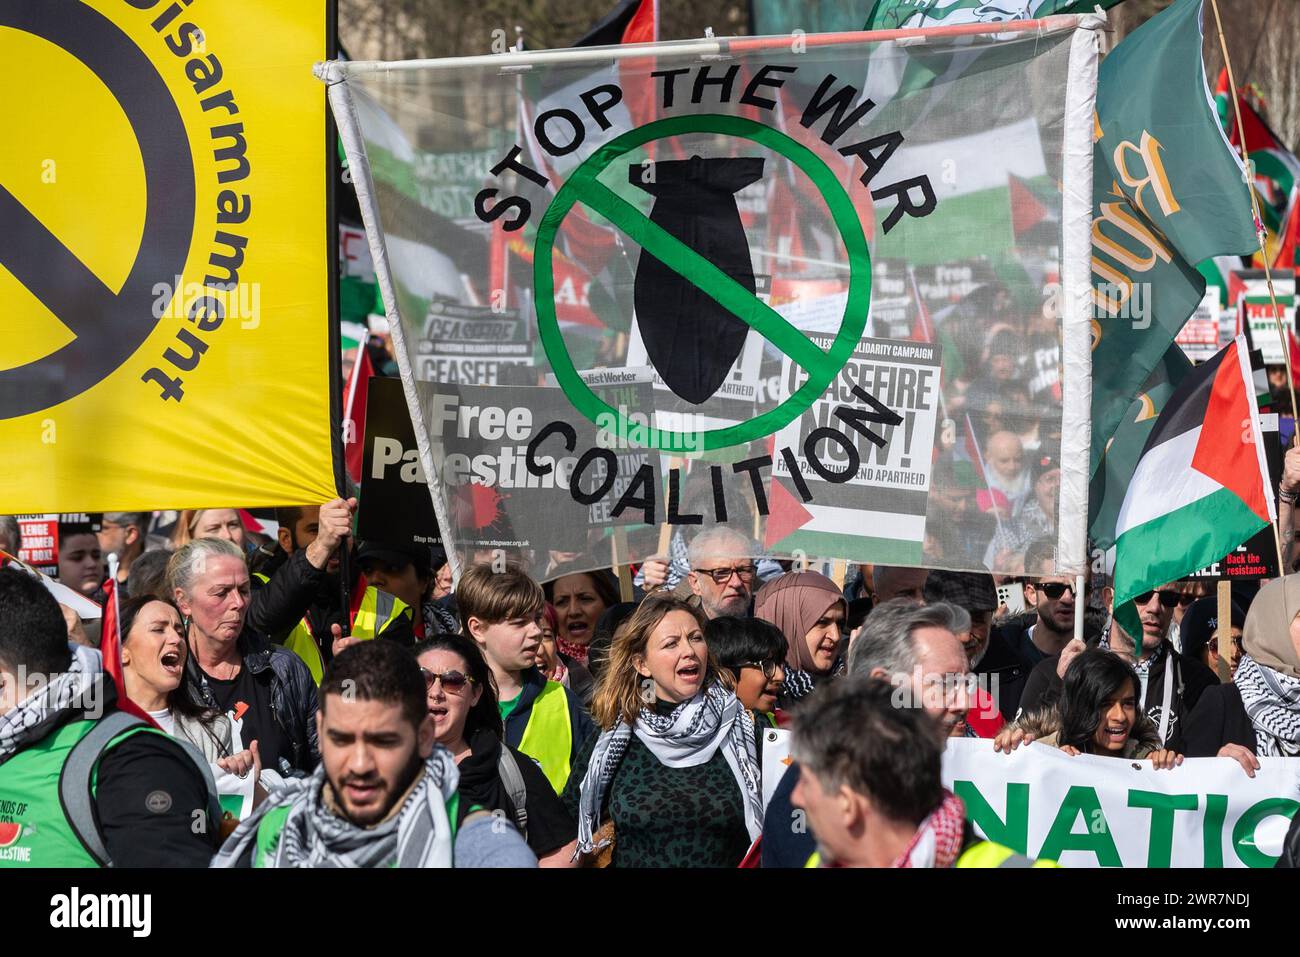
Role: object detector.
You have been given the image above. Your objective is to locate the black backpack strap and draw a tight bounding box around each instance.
[496,746,529,838]
[59,711,223,867]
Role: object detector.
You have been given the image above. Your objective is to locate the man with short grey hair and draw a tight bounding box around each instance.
[0,516,20,557]
[762,599,974,867]
[847,599,973,738]
[686,526,759,619]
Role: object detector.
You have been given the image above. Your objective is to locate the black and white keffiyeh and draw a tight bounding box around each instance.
[574,681,762,855]
[212,747,460,868]
[0,644,101,765]
[1235,654,1300,757]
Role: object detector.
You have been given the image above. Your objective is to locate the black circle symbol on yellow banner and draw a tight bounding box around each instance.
[0,1,195,419]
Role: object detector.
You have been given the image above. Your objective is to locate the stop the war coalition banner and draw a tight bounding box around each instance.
[945,740,1300,868]
[327,17,1097,574]
[0,1,333,512]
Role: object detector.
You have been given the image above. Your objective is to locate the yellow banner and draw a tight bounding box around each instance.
[0,0,334,512]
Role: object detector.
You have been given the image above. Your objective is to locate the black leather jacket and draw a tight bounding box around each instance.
[183,630,319,774]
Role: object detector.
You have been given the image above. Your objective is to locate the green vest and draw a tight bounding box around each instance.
[515,680,573,794]
[0,716,172,868]
[253,574,411,685]
[252,791,461,867]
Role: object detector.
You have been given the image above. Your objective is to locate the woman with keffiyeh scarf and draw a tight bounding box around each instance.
[1183,573,1300,774]
[560,594,763,868]
[753,571,848,709]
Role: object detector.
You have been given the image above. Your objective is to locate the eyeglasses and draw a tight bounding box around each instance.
[1177,593,1198,607]
[738,659,781,679]
[1134,590,1180,609]
[1036,582,1089,599]
[420,668,475,693]
[696,565,757,585]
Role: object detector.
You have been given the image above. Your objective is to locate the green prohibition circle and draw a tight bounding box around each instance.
[533,113,871,453]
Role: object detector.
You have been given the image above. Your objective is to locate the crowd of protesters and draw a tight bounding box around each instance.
[4,458,1300,869]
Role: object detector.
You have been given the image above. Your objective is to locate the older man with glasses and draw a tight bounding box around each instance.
[686,526,759,619]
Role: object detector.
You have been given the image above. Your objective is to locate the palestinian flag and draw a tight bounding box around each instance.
[1214,70,1300,263]
[1113,336,1274,636]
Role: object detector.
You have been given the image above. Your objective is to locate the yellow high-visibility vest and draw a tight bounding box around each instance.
[254,573,411,685]
[515,680,573,794]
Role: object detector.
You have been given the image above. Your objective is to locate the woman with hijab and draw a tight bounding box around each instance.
[1182,574,1300,775]
[753,571,847,709]
[562,594,763,867]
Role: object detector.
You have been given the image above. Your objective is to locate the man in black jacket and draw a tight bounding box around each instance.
[981,540,1087,720]
[1126,586,1218,749]
[249,500,414,668]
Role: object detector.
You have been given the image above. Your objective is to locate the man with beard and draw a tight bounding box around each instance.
[1125,585,1218,749]
[686,526,759,619]
[982,539,1089,720]
[250,500,414,684]
[213,640,535,868]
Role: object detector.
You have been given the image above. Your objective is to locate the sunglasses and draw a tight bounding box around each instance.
[1209,635,1244,655]
[420,668,475,693]
[1134,590,1180,609]
[738,659,781,679]
[696,565,757,585]
[1036,582,1089,599]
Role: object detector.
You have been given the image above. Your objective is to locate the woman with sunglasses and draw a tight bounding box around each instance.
[704,615,788,728]
[414,634,577,866]
[1182,574,1300,776]
[993,650,1184,768]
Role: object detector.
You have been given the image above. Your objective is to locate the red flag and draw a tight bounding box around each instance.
[344,345,374,484]
[99,577,159,727]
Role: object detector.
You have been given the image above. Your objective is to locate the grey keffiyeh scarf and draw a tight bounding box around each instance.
[574,681,763,855]
[212,747,460,868]
[0,644,102,765]
[1235,654,1300,757]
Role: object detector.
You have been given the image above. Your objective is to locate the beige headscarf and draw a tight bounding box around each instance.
[753,571,846,673]
[1241,574,1300,679]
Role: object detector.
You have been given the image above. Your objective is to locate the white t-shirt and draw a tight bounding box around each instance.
[148,708,175,735]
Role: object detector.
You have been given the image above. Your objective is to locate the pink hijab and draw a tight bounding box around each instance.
[754,571,847,673]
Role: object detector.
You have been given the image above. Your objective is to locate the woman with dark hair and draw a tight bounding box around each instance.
[562,594,763,867]
[535,602,595,705]
[119,595,268,782]
[704,616,787,726]
[414,634,576,866]
[994,650,1183,767]
[544,565,620,666]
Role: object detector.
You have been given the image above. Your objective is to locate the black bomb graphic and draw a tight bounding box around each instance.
[628,155,763,404]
